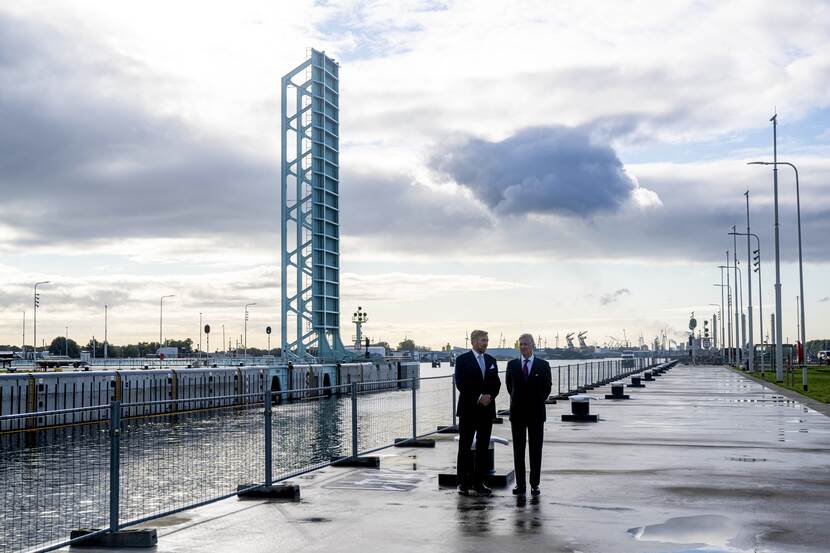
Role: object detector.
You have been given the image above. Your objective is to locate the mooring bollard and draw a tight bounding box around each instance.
[605,383,630,400]
[643,371,654,381]
[562,395,598,422]
[628,375,645,388]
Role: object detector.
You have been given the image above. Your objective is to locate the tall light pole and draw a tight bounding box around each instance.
[735,262,745,365]
[746,114,783,381]
[732,230,764,375]
[104,304,108,359]
[33,281,50,362]
[199,312,203,358]
[65,325,69,357]
[731,228,742,367]
[720,256,735,363]
[22,311,26,360]
[160,295,175,349]
[714,279,729,362]
[244,303,256,358]
[748,159,806,388]
[709,303,721,349]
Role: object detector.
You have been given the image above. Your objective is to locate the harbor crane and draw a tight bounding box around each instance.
[577,331,589,349]
[565,332,576,349]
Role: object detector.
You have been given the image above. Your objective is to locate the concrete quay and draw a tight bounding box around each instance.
[64,365,830,553]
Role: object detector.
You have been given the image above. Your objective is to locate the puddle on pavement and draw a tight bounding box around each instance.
[297,516,331,523]
[147,514,192,527]
[628,514,739,549]
[381,454,418,470]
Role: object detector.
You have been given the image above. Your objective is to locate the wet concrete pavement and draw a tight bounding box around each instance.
[65,365,830,553]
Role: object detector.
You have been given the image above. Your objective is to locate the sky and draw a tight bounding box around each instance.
[1,0,829,352]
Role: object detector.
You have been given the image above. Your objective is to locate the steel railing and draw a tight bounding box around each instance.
[2,359,666,553]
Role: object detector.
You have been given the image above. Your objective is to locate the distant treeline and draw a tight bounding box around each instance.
[2,338,280,358]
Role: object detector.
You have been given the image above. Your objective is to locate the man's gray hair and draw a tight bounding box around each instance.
[518,333,535,349]
[470,329,488,342]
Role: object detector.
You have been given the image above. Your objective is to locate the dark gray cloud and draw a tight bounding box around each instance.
[600,288,631,305]
[0,14,277,249]
[429,126,638,217]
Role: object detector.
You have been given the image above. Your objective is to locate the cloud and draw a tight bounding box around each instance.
[0,14,277,253]
[600,288,631,305]
[429,126,657,217]
[820,297,829,302]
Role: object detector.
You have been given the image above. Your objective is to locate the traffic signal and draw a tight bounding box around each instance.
[34,293,40,308]
[753,249,760,273]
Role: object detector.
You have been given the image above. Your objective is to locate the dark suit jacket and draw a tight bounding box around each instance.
[506,357,552,423]
[454,350,501,419]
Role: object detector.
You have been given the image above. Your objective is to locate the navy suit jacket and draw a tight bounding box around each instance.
[506,357,552,423]
[454,351,501,419]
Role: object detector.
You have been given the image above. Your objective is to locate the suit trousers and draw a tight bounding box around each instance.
[510,419,544,488]
[457,412,493,487]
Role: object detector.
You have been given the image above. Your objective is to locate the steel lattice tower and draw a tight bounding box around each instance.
[281,50,348,361]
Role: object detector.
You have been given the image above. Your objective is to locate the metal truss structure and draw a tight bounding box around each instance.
[281,50,349,362]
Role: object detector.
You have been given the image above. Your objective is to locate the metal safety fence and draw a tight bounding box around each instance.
[0,376,456,553]
[552,357,656,396]
[1,360,662,552]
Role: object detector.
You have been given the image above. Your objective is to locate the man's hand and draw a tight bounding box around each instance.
[479,394,492,407]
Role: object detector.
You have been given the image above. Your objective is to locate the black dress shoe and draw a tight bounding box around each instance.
[530,486,541,496]
[473,484,493,496]
[512,486,527,495]
[458,485,470,496]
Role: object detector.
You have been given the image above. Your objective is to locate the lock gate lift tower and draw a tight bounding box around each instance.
[281,50,350,362]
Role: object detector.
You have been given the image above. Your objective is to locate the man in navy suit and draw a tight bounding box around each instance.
[454,329,501,496]
[506,333,552,496]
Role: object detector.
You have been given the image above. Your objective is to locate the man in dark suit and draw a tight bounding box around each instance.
[506,333,552,496]
[454,329,501,496]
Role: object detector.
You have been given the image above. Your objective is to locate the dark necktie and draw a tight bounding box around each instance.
[522,359,529,380]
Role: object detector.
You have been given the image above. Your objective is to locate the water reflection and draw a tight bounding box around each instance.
[456,499,493,535]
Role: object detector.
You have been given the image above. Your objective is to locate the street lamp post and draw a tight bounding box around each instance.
[731,230,764,375]
[731,228,742,367]
[747,159,806,389]
[709,303,721,349]
[160,295,175,349]
[746,113,783,381]
[735,262,745,365]
[104,304,108,360]
[33,281,50,363]
[719,255,735,363]
[65,325,69,357]
[244,303,256,358]
[714,280,729,363]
